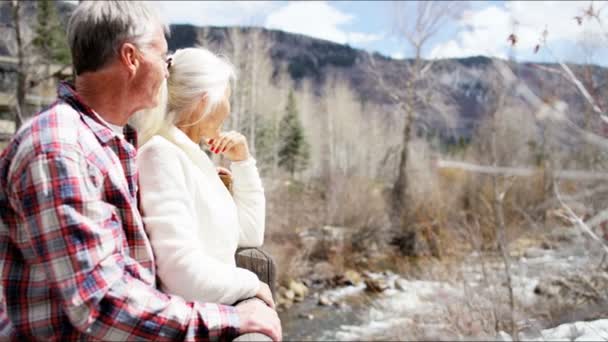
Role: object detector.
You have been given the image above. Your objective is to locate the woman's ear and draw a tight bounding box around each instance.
[119,42,139,78]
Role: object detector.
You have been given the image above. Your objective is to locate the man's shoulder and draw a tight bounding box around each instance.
[4,101,98,169]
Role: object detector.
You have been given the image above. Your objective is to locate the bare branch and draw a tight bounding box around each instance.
[537,34,607,123]
[555,185,608,255]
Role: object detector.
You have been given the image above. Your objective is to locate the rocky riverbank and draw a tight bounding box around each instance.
[278,224,608,341]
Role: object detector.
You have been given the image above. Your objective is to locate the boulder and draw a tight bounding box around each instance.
[364,277,389,293]
[496,331,513,342]
[298,313,314,320]
[289,280,309,302]
[334,269,363,286]
[310,261,337,283]
[318,295,333,306]
[524,247,545,259]
[395,278,409,291]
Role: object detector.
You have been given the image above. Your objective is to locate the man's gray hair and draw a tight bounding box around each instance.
[67,1,169,75]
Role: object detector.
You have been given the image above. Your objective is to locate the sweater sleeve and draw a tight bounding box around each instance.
[230,157,266,247]
[137,138,259,305]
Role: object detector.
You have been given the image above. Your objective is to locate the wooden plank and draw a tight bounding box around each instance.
[233,248,277,341]
[235,248,276,298]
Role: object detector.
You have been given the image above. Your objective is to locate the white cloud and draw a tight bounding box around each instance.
[154,1,279,27]
[264,1,381,45]
[391,52,404,60]
[430,1,608,60]
[152,1,382,47]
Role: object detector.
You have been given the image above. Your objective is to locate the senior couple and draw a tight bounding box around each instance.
[0,1,279,340]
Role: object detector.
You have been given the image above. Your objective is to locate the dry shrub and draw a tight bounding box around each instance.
[325,175,391,255]
[262,177,328,285]
[395,139,473,257]
[401,136,551,257]
[263,173,392,282]
[263,237,309,286]
[263,177,326,236]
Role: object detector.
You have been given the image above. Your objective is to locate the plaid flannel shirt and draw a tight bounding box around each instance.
[0,82,240,341]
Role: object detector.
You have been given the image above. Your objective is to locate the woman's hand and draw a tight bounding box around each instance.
[207,131,250,162]
[255,282,275,309]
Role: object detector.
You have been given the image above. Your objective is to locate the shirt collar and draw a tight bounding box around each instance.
[58,81,138,147]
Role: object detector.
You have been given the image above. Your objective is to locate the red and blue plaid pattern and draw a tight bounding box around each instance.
[0,82,240,340]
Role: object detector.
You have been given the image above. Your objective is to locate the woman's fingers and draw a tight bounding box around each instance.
[217,132,236,153]
[221,140,237,153]
[210,132,243,154]
[209,133,229,153]
[207,131,250,161]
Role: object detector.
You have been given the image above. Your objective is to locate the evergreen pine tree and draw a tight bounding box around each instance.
[33,0,70,65]
[278,90,309,177]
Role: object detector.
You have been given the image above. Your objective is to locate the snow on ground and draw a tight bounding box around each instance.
[499,319,608,341]
[328,279,463,341]
[324,231,606,341]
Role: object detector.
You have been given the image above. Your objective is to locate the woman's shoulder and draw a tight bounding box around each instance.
[138,135,188,163]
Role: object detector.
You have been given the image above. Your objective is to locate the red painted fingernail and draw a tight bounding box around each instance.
[222,148,226,152]
[209,139,214,144]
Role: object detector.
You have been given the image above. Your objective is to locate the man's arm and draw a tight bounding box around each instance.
[7,147,239,340]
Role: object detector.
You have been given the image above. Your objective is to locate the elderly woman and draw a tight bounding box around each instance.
[132,47,272,308]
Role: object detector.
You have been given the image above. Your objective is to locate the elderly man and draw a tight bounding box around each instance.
[0,1,280,340]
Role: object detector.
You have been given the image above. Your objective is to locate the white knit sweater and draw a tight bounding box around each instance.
[137,126,265,305]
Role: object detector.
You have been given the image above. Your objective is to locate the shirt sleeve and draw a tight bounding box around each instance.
[230,157,266,247]
[138,142,260,305]
[7,147,241,341]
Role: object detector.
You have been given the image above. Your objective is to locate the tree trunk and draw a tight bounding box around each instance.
[11,0,25,131]
[249,31,259,157]
[391,84,414,228]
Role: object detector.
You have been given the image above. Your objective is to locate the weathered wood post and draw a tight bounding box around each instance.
[233,248,277,341]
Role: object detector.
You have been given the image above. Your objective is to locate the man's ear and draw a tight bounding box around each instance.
[119,42,139,78]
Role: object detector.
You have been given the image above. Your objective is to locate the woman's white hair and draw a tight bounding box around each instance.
[131,47,236,145]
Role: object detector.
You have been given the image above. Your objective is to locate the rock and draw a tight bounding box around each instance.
[298,313,314,320]
[365,277,389,293]
[496,331,513,341]
[549,228,580,243]
[289,280,309,302]
[311,261,337,283]
[540,240,555,250]
[318,295,333,306]
[282,289,295,301]
[335,269,362,286]
[524,247,545,259]
[277,286,295,308]
[395,278,408,291]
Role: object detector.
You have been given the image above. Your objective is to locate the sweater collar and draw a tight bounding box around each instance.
[165,125,215,173]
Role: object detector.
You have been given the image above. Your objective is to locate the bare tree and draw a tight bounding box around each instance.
[9,0,26,129]
[383,1,467,248]
[2,1,71,132]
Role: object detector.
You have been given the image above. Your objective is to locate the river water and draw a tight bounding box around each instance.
[280,226,605,341]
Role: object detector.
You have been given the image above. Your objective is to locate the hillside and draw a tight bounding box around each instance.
[1,4,606,182]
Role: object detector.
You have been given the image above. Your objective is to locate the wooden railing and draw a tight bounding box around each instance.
[233,248,277,342]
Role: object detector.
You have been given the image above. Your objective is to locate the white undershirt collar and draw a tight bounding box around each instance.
[94,112,124,138]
